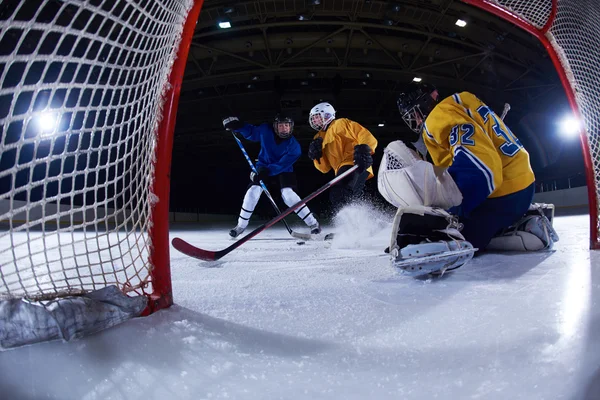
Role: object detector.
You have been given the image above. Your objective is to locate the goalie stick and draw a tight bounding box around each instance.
[231,132,312,240]
[172,165,359,261]
[500,103,511,120]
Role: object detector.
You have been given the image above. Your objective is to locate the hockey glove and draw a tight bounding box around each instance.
[223,116,245,131]
[353,144,373,172]
[308,137,323,161]
[250,167,270,184]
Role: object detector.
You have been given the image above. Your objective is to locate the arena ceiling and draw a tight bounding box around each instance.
[169,0,567,211]
[174,0,561,150]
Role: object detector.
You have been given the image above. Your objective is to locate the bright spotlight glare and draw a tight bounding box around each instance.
[455,19,467,27]
[37,113,58,136]
[218,21,231,29]
[559,115,581,138]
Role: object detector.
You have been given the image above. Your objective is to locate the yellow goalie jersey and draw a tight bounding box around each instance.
[423,91,535,215]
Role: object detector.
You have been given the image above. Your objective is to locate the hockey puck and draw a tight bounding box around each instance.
[296,241,306,245]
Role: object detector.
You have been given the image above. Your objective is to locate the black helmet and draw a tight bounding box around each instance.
[397,83,438,133]
[273,114,294,139]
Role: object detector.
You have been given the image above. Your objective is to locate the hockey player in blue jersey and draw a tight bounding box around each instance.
[378,83,557,276]
[223,114,321,238]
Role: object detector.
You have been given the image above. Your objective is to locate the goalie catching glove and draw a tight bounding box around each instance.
[388,205,476,276]
[377,140,462,210]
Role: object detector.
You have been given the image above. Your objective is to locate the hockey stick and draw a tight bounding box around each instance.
[500,103,511,120]
[172,165,359,261]
[231,132,311,240]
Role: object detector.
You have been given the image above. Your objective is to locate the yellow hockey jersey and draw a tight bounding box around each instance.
[423,92,535,215]
[312,118,378,179]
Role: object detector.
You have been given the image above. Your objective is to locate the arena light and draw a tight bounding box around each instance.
[378,123,385,127]
[218,20,231,29]
[559,115,582,138]
[455,19,467,27]
[412,77,422,82]
[37,112,58,136]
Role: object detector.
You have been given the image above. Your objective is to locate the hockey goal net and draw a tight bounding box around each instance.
[463,0,600,249]
[0,0,203,309]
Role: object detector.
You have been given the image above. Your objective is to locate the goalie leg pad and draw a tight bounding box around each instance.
[389,205,476,276]
[486,213,559,251]
[485,202,559,252]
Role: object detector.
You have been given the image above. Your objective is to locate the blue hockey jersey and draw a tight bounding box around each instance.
[235,123,301,176]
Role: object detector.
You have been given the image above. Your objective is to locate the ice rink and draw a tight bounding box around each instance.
[1,205,599,400]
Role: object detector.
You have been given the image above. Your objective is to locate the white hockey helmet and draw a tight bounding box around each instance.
[309,102,336,131]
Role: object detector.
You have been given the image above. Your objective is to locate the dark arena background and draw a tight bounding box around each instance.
[1,1,600,399]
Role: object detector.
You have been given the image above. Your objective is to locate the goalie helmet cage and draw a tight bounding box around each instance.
[0,0,205,311]
[462,0,600,249]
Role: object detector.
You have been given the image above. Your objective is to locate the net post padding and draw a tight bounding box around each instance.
[146,0,206,314]
[462,0,600,250]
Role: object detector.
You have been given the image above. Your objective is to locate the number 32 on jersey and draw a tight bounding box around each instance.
[449,105,523,157]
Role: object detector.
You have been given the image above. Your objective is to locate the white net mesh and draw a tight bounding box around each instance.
[486,0,554,29]
[481,0,600,246]
[0,0,193,301]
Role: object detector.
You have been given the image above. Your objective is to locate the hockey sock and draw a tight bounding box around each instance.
[237,185,262,228]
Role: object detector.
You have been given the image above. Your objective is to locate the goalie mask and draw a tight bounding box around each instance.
[309,102,336,131]
[273,114,294,139]
[397,83,438,134]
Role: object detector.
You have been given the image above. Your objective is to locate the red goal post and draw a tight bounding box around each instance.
[462,0,600,249]
[0,0,204,311]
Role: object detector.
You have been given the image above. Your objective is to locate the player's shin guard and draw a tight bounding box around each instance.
[281,187,318,227]
[232,185,262,236]
[388,205,476,276]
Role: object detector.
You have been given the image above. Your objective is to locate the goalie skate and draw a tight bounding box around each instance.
[388,206,476,277]
[392,240,475,276]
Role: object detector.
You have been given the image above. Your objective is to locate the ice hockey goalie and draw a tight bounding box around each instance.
[378,140,558,277]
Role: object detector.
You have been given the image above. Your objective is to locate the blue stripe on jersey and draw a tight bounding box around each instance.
[423,123,434,141]
[465,108,473,119]
[448,146,496,215]
[453,93,461,104]
[454,146,495,194]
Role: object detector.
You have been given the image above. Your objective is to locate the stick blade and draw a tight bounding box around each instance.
[290,231,312,240]
[172,237,218,261]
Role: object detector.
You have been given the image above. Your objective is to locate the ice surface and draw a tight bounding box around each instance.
[1,206,599,400]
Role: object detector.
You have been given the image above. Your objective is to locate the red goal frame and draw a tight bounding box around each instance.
[463,0,600,249]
